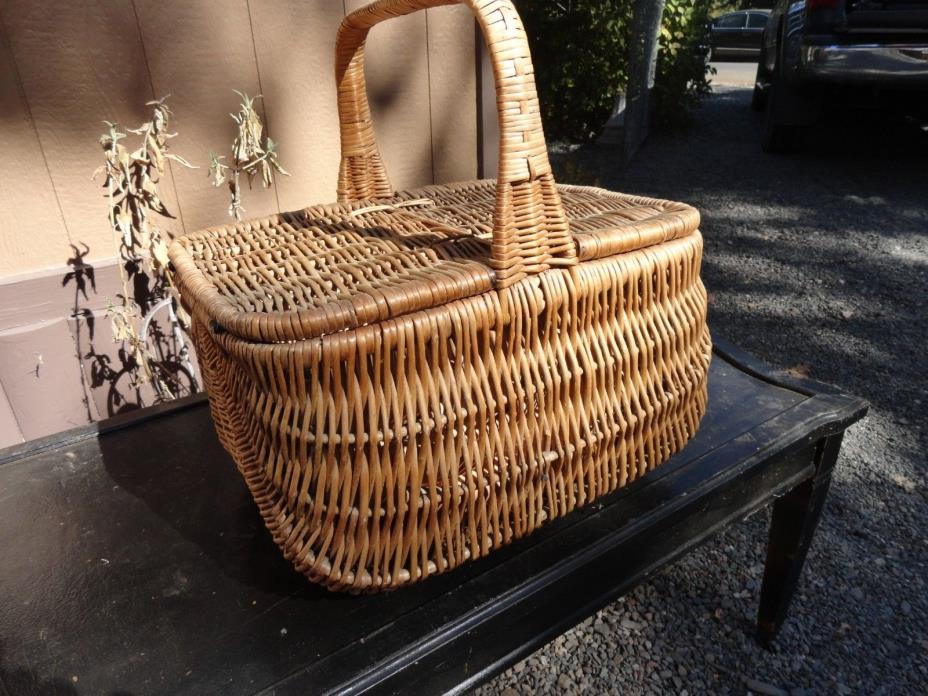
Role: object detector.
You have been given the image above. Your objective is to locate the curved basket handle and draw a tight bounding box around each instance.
[335,0,577,287]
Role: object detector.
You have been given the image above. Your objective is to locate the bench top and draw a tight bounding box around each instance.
[0,338,866,696]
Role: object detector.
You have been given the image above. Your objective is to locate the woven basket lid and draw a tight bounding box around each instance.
[168,182,699,344]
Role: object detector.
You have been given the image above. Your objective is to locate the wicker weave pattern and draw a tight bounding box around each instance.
[170,182,699,344]
[188,227,709,591]
[170,0,712,592]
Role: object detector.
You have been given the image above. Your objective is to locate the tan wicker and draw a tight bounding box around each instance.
[169,0,711,592]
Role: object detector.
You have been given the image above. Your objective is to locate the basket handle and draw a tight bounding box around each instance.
[335,0,577,287]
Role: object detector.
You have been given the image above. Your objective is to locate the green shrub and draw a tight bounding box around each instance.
[517,0,715,143]
[652,0,715,131]
[517,1,633,143]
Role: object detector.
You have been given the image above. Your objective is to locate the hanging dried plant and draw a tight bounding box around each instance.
[94,97,198,401]
[209,91,289,220]
[96,98,195,272]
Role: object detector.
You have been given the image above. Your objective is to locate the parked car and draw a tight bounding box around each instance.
[754,0,928,152]
[707,10,771,60]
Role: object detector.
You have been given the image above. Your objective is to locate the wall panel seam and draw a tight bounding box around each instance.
[425,9,436,184]
[0,6,73,247]
[129,0,188,235]
[245,0,282,215]
[474,19,484,179]
[0,374,24,443]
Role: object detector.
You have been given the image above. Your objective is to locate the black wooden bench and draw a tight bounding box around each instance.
[0,338,866,696]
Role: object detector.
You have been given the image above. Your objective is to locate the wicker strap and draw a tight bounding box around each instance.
[336,0,577,288]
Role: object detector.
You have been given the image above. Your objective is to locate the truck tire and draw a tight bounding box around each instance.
[761,74,799,153]
[761,53,810,153]
[751,60,769,112]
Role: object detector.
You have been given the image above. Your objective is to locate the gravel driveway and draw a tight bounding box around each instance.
[480,86,928,695]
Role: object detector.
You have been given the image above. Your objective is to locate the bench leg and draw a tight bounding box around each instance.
[756,434,844,646]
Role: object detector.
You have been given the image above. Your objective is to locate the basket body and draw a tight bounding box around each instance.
[170,0,712,592]
[176,182,711,592]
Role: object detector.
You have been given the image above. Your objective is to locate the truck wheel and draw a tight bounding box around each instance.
[762,83,798,153]
[761,62,802,153]
[751,61,769,112]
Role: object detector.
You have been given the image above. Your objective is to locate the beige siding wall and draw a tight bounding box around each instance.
[0,0,479,446]
[0,0,477,275]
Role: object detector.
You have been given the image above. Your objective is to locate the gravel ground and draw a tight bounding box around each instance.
[479,87,928,695]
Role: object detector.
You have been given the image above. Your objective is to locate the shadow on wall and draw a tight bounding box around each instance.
[63,242,199,419]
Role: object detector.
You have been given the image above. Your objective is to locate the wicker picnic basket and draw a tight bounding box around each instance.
[169,0,711,592]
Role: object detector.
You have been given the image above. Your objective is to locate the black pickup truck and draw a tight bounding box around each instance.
[753,0,928,152]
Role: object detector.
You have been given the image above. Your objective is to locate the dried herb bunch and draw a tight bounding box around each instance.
[94,97,197,402]
[209,91,288,220]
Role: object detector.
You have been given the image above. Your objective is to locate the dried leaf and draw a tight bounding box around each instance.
[166,152,196,169]
[175,304,192,329]
[115,211,133,246]
[208,151,229,187]
[152,238,170,270]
